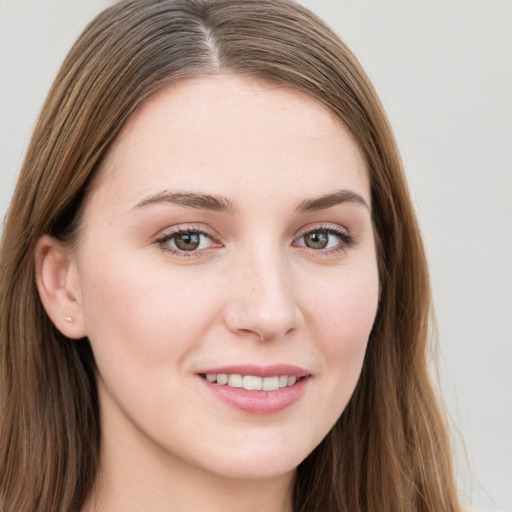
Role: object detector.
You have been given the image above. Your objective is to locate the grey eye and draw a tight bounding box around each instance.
[296,229,345,250]
[302,230,330,249]
[164,231,214,252]
[173,232,202,251]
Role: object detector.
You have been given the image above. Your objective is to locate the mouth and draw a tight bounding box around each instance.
[199,373,306,391]
[197,365,310,414]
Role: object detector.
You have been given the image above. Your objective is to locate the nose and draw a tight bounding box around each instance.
[223,249,304,342]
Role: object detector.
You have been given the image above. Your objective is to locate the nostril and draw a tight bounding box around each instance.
[223,295,304,343]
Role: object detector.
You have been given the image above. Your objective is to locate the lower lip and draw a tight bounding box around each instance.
[199,376,309,414]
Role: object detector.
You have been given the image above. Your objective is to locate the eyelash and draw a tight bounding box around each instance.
[293,225,356,255]
[155,226,220,257]
[154,224,355,257]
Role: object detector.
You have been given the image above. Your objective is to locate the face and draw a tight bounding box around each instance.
[70,75,379,482]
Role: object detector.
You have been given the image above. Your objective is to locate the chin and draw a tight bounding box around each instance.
[189,437,315,481]
[204,458,299,482]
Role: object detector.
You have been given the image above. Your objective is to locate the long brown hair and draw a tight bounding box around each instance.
[0,1,461,510]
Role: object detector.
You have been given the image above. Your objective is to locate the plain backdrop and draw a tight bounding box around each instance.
[1,1,511,511]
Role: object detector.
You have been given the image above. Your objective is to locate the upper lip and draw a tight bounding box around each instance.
[197,364,309,378]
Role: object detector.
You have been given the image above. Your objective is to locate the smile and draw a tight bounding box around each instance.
[203,373,299,391]
[198,365,310,413]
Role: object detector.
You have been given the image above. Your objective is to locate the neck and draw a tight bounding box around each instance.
[84,464,294,512]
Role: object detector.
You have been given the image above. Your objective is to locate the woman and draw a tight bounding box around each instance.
[0,0,462,511]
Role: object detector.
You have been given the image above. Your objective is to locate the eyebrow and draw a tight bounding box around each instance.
[131,191,238,215]
[131,188,368,214]
[294,189,369,213]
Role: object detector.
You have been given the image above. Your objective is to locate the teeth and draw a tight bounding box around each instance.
[262,376,280,391]
[243,375,262,390]
[227,374,243,387]
[216,373,228,385]
[204,373,302,390]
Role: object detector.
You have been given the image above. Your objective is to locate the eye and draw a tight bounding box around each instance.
[294,227,354,252]
[156,228,219,254]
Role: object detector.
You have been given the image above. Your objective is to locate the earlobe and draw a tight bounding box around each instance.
[35,235,87,339]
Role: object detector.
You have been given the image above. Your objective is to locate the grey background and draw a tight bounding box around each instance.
[1,1,511,510]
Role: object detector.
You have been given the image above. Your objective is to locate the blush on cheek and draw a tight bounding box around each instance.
[318,298,377,383]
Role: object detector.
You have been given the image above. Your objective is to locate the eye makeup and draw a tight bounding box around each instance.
[153,222,356,259]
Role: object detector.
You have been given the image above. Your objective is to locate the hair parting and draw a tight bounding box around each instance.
[0,1,462,511]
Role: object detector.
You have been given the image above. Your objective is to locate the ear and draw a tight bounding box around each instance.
[35,235,87,339]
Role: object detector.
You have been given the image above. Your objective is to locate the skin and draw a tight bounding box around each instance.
[37,75,379,512]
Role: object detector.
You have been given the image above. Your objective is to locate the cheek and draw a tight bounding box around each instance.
[304,259,379,342]
[78,251,222,372]
[302,260,379,392]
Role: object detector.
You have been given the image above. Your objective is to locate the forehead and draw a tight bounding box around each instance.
[91,74,370,210]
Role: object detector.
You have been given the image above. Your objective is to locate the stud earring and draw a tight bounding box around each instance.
[65,316,73,323]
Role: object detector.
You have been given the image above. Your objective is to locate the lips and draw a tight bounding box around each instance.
[203,373,298,391]
[197,364,310,414]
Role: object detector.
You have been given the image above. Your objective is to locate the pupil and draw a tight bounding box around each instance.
[305,230,328,249]
[176,232,200,251]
